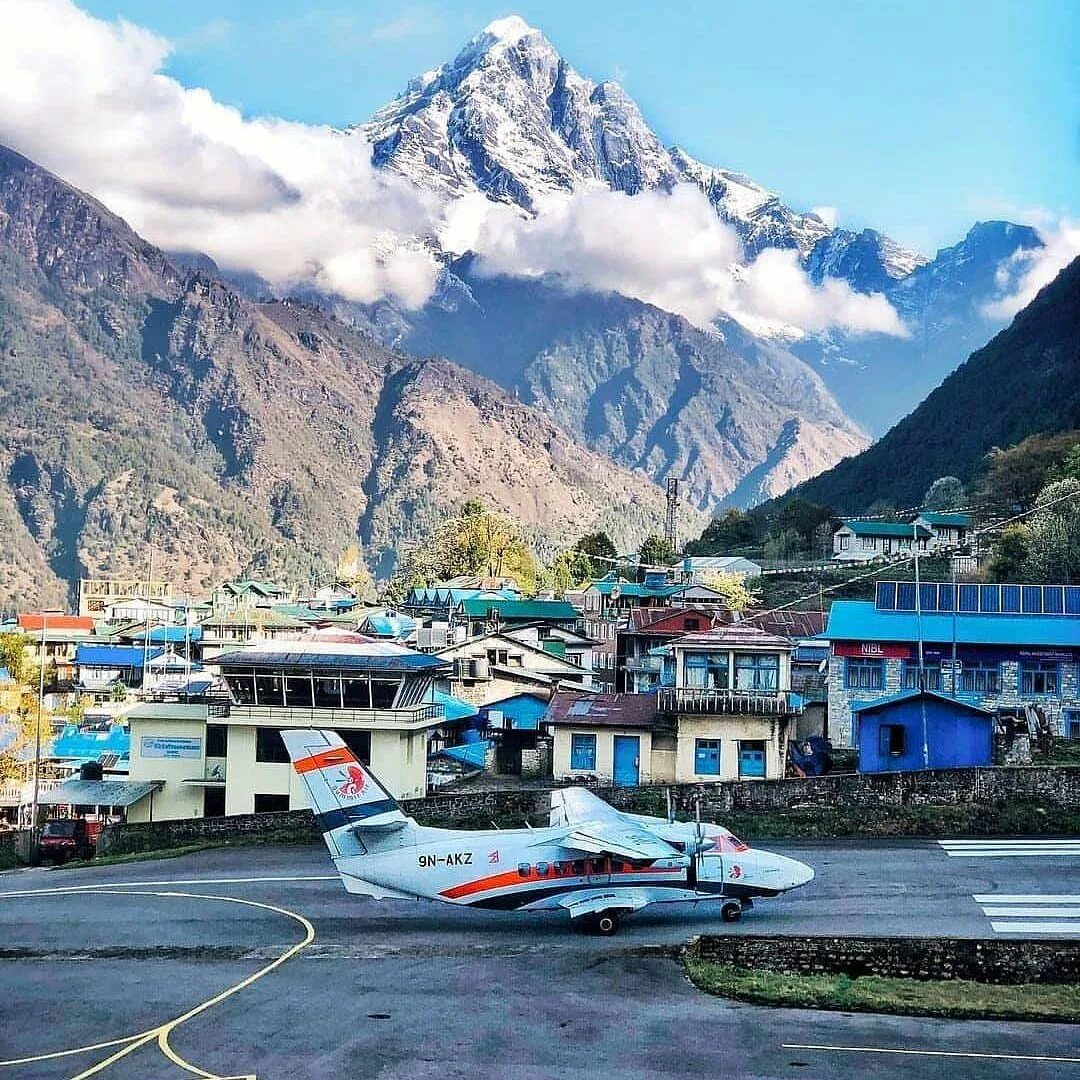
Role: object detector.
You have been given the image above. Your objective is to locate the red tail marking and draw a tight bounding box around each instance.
[294,747,356,775]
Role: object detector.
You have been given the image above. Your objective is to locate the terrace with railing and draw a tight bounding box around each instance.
[657,687,803,716]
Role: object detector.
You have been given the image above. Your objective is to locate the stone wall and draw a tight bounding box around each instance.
[93,765,1080,856]
[689,934,1080,985]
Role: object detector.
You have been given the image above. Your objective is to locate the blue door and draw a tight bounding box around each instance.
[613,736,640,786]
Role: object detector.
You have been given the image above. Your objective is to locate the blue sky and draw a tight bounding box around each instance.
[81,0,1078,254]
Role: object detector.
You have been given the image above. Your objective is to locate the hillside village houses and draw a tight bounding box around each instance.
[4,560,1080,826]
[832,512,974,563]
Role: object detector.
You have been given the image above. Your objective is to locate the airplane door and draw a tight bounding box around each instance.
[613,736,640,787]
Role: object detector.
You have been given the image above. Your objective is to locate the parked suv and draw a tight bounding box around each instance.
[39,819,94,863]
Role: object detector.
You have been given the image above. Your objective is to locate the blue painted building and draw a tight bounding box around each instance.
[824,581,1080,747]
[855,691,993,773]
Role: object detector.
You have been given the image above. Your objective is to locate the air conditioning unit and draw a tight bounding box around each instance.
[473,657,491,680]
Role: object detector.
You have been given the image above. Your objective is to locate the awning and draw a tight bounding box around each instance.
[39,780,162,807]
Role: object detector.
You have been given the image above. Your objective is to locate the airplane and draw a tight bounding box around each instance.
[282,728,814,935]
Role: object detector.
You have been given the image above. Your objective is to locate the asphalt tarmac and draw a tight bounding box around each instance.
[0,838,1077,1079]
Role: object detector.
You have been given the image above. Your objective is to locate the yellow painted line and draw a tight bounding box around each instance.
[0,886,315,1079]
[782,1044,1080,1064]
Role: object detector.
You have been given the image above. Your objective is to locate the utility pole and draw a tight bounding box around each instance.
[665,478,680,555]
[913,521,929,769]
[29,613,45,856]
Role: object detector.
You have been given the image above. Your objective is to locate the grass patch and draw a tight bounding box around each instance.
[684,960,1080,1022]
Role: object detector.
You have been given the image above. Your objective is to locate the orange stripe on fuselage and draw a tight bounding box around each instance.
[294,747,356,774]
[440,863,679,900]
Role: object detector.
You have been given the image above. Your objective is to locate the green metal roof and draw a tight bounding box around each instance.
[840,520,932,538]
[588,581,683,598]
[917,512,972,527]
[457,599,579,620]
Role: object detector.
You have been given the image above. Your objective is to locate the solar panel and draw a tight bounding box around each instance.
[874,581,1077,616]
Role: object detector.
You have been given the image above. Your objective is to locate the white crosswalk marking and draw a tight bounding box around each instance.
[939,838,1080,857]
[971,894,1080,937]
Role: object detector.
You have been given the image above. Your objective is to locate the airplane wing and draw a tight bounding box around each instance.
[547,819,684,861]
[553,888,656,918]
[550,786,630,827]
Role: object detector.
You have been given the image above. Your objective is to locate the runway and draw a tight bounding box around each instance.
[0,838,1077,1079]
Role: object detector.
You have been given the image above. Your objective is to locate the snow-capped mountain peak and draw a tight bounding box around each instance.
[358,17,924,280]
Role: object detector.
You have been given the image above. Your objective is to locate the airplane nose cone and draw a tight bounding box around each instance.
[768,852,815,891]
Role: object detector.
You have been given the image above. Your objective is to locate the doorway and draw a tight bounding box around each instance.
[613,735,640,786]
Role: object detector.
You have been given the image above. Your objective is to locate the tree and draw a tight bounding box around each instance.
[763,528,801,560]
[337,544,376,602]
[979,432,1080,511]
[0,633,28,685]
[540,550,593,594]
[638,534,676,570]
[685,509,761,554]
[986,524,1033,582]
[1025,479,1080,584]
[923,476,966,511]
[0,689,51,784]
[775,499,833,548]
[701,572,761,614]
[573,531,617,579]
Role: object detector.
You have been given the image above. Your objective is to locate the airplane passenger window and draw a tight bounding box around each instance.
[571,860,585,875]
[536,862,549,875]
[517,863,531,877]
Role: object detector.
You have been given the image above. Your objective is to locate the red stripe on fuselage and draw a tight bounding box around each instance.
[439,863,680,900]
[294,747,356,774]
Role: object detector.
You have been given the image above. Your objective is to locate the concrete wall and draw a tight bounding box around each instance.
[689,934,1080,985]
[830,654,1080,747]
[673,715,788,782]
[551,726,654,784]
[127,716,205,823]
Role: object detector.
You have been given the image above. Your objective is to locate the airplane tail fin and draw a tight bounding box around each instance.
[281,729,411,859]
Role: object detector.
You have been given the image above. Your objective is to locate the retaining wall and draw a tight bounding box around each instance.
[689,934,1080,984]
[95,765,1080,856]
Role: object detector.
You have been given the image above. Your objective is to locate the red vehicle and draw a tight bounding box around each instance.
[39,819,94,863]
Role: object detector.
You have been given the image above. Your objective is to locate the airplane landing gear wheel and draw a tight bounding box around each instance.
[575,910,622,935]
[594,911,621,936]
[720,901,742,923]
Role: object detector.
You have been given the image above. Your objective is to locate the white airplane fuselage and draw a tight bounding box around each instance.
[334,820,813,913]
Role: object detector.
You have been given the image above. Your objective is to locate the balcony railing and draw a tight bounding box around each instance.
[625,656,663,674]
[224,703,444,727]
[657,687,802,716]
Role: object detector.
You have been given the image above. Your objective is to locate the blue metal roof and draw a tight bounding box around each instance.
[213,648,449,673]
[480,693,549,730]
[823,601,1080,648]
[76,645,164,667]
[436,740,491,768]
[852,689,992,716]
[126,626,203,644]
[427,689,479,722]
[51,723,130,760]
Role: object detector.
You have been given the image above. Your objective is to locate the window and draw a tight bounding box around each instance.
[517,862,531,878]
[684,617,701,631]
[846,658,883,691]
[879,724,906,756]
[254,793,290,813]
[255,727,290,764]
[958,663,1001,695]
[206,724,228,758]
[1065,710,1080,741]
[684,652,729,689]
[902,663,942,692]
[1020,661,1059,695]
[838,534,850,550]
[203,787,226,818]
[570,733,597,771]
[735,653,780,692]
[695,739,722,775]
[336,730,372,765]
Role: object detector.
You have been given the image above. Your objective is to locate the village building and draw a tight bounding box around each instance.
[678,556,763,584]
[452,597,580,638]
[78,578,171,617]
[823,581,1080,747]
[435,631,593,705]
[912,511,973,550]
[832,520,932,562]
[124,631,449,821]
[547,624,800,784]
[616,607,720,693]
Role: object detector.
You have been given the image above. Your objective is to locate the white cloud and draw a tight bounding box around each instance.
[0,0,908,336]
[811,205,839,228]
[447,185,907,336]
[982,218,1080,319]
[0,0,440,306]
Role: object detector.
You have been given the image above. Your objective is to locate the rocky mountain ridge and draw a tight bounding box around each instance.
[0,144,677,606]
